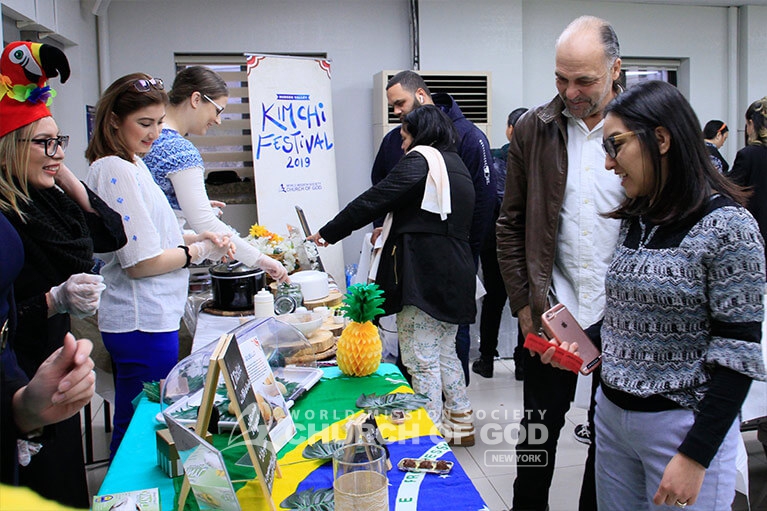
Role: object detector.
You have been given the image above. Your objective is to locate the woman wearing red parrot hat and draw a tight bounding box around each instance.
[0,41,126,506]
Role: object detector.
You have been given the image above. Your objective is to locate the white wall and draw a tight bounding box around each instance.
[1,0,99,175]
[739,5,767,148]
[104,0,411,268]
[3,0,766,272]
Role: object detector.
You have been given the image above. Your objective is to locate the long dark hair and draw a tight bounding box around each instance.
[401,105,458,152]
[604,80,748,223]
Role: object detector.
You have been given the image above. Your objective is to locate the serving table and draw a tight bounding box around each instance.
[98,363,487,510]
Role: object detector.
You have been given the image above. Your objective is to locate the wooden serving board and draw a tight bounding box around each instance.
[290,329,336,359]
[322,317,345,336]
[286,344,337,365]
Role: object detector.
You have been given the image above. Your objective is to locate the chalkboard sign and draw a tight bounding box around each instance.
[176,334,280,511]
[219,335,278,495]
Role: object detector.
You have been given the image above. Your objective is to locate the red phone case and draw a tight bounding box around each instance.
[523,333,583,374]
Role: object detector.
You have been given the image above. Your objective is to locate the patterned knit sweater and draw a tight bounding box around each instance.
[601,195,766,412]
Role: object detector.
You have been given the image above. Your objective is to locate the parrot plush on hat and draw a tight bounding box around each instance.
[0,41,70,138]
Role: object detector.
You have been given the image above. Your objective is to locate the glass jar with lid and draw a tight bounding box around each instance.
[274,282,303,315]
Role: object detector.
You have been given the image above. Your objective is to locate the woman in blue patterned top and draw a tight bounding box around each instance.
[543,81,766,510]
[143,66,288,282]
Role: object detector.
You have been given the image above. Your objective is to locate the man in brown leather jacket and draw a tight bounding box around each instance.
[496,16,625,511]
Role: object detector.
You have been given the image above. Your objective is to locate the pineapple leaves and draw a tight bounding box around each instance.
[301,439,346,461]
[280,488,334,510]
[340,283,385,323]
[356,392,430,414]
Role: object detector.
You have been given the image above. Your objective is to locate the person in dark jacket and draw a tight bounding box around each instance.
[726,97,767,266]
[474,107,528,380]
[703,119,729,173]
[1,212,96,492]
[310,105,476,445]
[371,70,495,385]
[0,41,126,507]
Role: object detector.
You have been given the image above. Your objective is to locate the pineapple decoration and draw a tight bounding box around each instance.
[336,283,386,377]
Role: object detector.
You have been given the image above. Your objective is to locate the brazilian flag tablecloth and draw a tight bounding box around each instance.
[98,363,488,510]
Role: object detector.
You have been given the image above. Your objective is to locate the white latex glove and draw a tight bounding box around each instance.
[257,253,289,283]
[48,273,106,319]
[189,239,232,264]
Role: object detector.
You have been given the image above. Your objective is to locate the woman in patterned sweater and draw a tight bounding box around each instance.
[545,81,766,510]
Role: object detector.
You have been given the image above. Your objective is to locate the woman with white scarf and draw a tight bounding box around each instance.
[308,105,476,445]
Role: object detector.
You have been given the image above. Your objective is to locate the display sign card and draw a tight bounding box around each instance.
[164,414,241,511]
[218,334,280,505]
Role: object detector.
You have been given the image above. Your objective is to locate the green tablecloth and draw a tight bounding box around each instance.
[98,363,487,510]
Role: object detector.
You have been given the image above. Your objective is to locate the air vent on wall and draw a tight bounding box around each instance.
[373,70,491,148]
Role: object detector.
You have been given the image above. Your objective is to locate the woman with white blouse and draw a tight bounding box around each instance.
[85,73,233,456]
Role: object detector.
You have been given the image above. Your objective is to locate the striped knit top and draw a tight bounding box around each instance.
[601,195,766,412]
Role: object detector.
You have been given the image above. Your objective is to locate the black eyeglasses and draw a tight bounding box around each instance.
[132,78,164,92]
[603,131,640,159]
[203,94,225,116]
[20,135,70,157]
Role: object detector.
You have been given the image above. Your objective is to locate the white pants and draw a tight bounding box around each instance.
[595,387,740,510]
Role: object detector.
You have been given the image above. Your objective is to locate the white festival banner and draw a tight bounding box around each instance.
[246,54,344,285]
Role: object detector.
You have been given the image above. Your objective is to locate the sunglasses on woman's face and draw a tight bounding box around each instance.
[603,131,640,159]
[132,78,164,92]
[19,135,70,157]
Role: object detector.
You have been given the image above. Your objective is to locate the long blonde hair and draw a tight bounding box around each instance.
[0,121,36,217]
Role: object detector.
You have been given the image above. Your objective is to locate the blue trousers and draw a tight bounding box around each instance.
[595,387,739,510]
[102,330,179,457]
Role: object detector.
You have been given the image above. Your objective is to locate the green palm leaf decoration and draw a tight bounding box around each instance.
[280,488,334,510]
[340,283,385,323]
[355,392,430,415]
[302,439,346,461]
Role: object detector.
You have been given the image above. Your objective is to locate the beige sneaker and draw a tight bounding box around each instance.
[440,409,475,446]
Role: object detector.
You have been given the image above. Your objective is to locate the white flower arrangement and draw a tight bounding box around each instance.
[245,224,319,274]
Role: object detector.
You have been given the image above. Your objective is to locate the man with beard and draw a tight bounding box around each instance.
[496,16,626,511]
[371,70,496,392]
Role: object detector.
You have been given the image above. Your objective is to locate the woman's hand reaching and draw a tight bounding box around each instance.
[187,231,235,264]
[306,233,328,247]
[258,253,290,284]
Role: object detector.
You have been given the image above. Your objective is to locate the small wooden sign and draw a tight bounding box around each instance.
[177,333,281,511]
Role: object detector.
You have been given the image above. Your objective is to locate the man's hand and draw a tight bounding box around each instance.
[517,305,535,338]
[13,334,95,434]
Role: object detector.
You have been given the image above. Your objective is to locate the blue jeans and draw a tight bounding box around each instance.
[595,387,739,510]
[102,330,179,457]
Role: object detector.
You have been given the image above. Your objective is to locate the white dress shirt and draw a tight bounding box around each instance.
[550,116,624,328]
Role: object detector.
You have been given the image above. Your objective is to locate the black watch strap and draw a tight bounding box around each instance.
[178,245,191,268]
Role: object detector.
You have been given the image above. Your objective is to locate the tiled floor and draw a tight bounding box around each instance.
[82,358,767,510]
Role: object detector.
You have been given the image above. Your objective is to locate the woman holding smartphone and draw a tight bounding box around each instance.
[544,81,765,510]
[143,66,288,283]
[85,73,233,456]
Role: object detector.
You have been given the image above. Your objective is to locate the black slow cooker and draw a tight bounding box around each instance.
[209,261,266,311]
